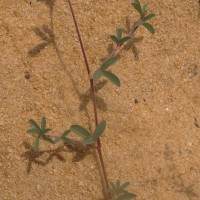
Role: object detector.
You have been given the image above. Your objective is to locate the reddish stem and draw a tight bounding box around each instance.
[68,0,109,190]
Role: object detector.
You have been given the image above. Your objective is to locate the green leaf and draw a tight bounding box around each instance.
[62,137,75,147]
[41,117,46,131]
[42,136,54,144]
[70,125,91,138]
[54,137,62,144]
[120,182,130,190]
[102,71,120,87]
[93,120,106,141]
[142,4,148,14]
[93,69,103,82]
[108,181,116,193]
[100,56,118,71]
[29,119,41,130]
[119,36,131,44]
[142,13,155,23]
[132,0,142,16]
[116,28,122,39]
[116,180,120,190]
[61,130,71,138]
[134,0,141,7]
[34,136,40,152]
[117,193,136,200]
[27,128,41,135]
[143,22,155,34]
[120,190,129,194]
[83,137,95,145]
[111,35,120,44]
[41,128,51,135]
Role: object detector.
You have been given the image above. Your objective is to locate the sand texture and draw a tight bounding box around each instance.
[0,0,200,199]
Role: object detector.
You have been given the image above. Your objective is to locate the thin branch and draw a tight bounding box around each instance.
[68,0,109,190]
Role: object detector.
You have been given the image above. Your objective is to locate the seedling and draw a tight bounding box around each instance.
[27,117,53,152]
[27,0,155,199]
[108,180,137,200]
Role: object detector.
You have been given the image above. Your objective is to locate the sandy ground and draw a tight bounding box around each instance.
[0,0,200,199]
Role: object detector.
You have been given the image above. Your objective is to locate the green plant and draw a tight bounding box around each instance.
[27,0,155,199]
[108,181,137,200]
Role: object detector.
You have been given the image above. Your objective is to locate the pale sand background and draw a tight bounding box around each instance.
[0,0,200,199]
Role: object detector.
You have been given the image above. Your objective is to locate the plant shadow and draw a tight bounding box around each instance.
[63,142,93,162]
[28,25,54,57]
[28,24,108,130]
[36,0,55,9]
[164,144,199,200]
[21,141,93,174]
[21,141,66,174]
[79,80,108,112]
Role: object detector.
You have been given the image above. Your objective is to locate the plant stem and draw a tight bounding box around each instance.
[68,0,109,190]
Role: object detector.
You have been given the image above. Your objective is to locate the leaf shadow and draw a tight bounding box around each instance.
[36,0,55,9]
[21,141,94,174]
[28,25,55,57]
[64,142,93,162]
[172,173,199,200]
[21,141,66,174]
[164,144,199,200]
[194,117,200,128]
[79,80,108,112]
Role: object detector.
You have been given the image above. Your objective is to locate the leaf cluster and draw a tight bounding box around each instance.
[108,180,136,200]
[111,28,131,45]
[27,117,53,151]
[70,120,106,145]
[27,117,75,151]
[93,56,120,87]
[27,118,107,151]
[132,0,155,34]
